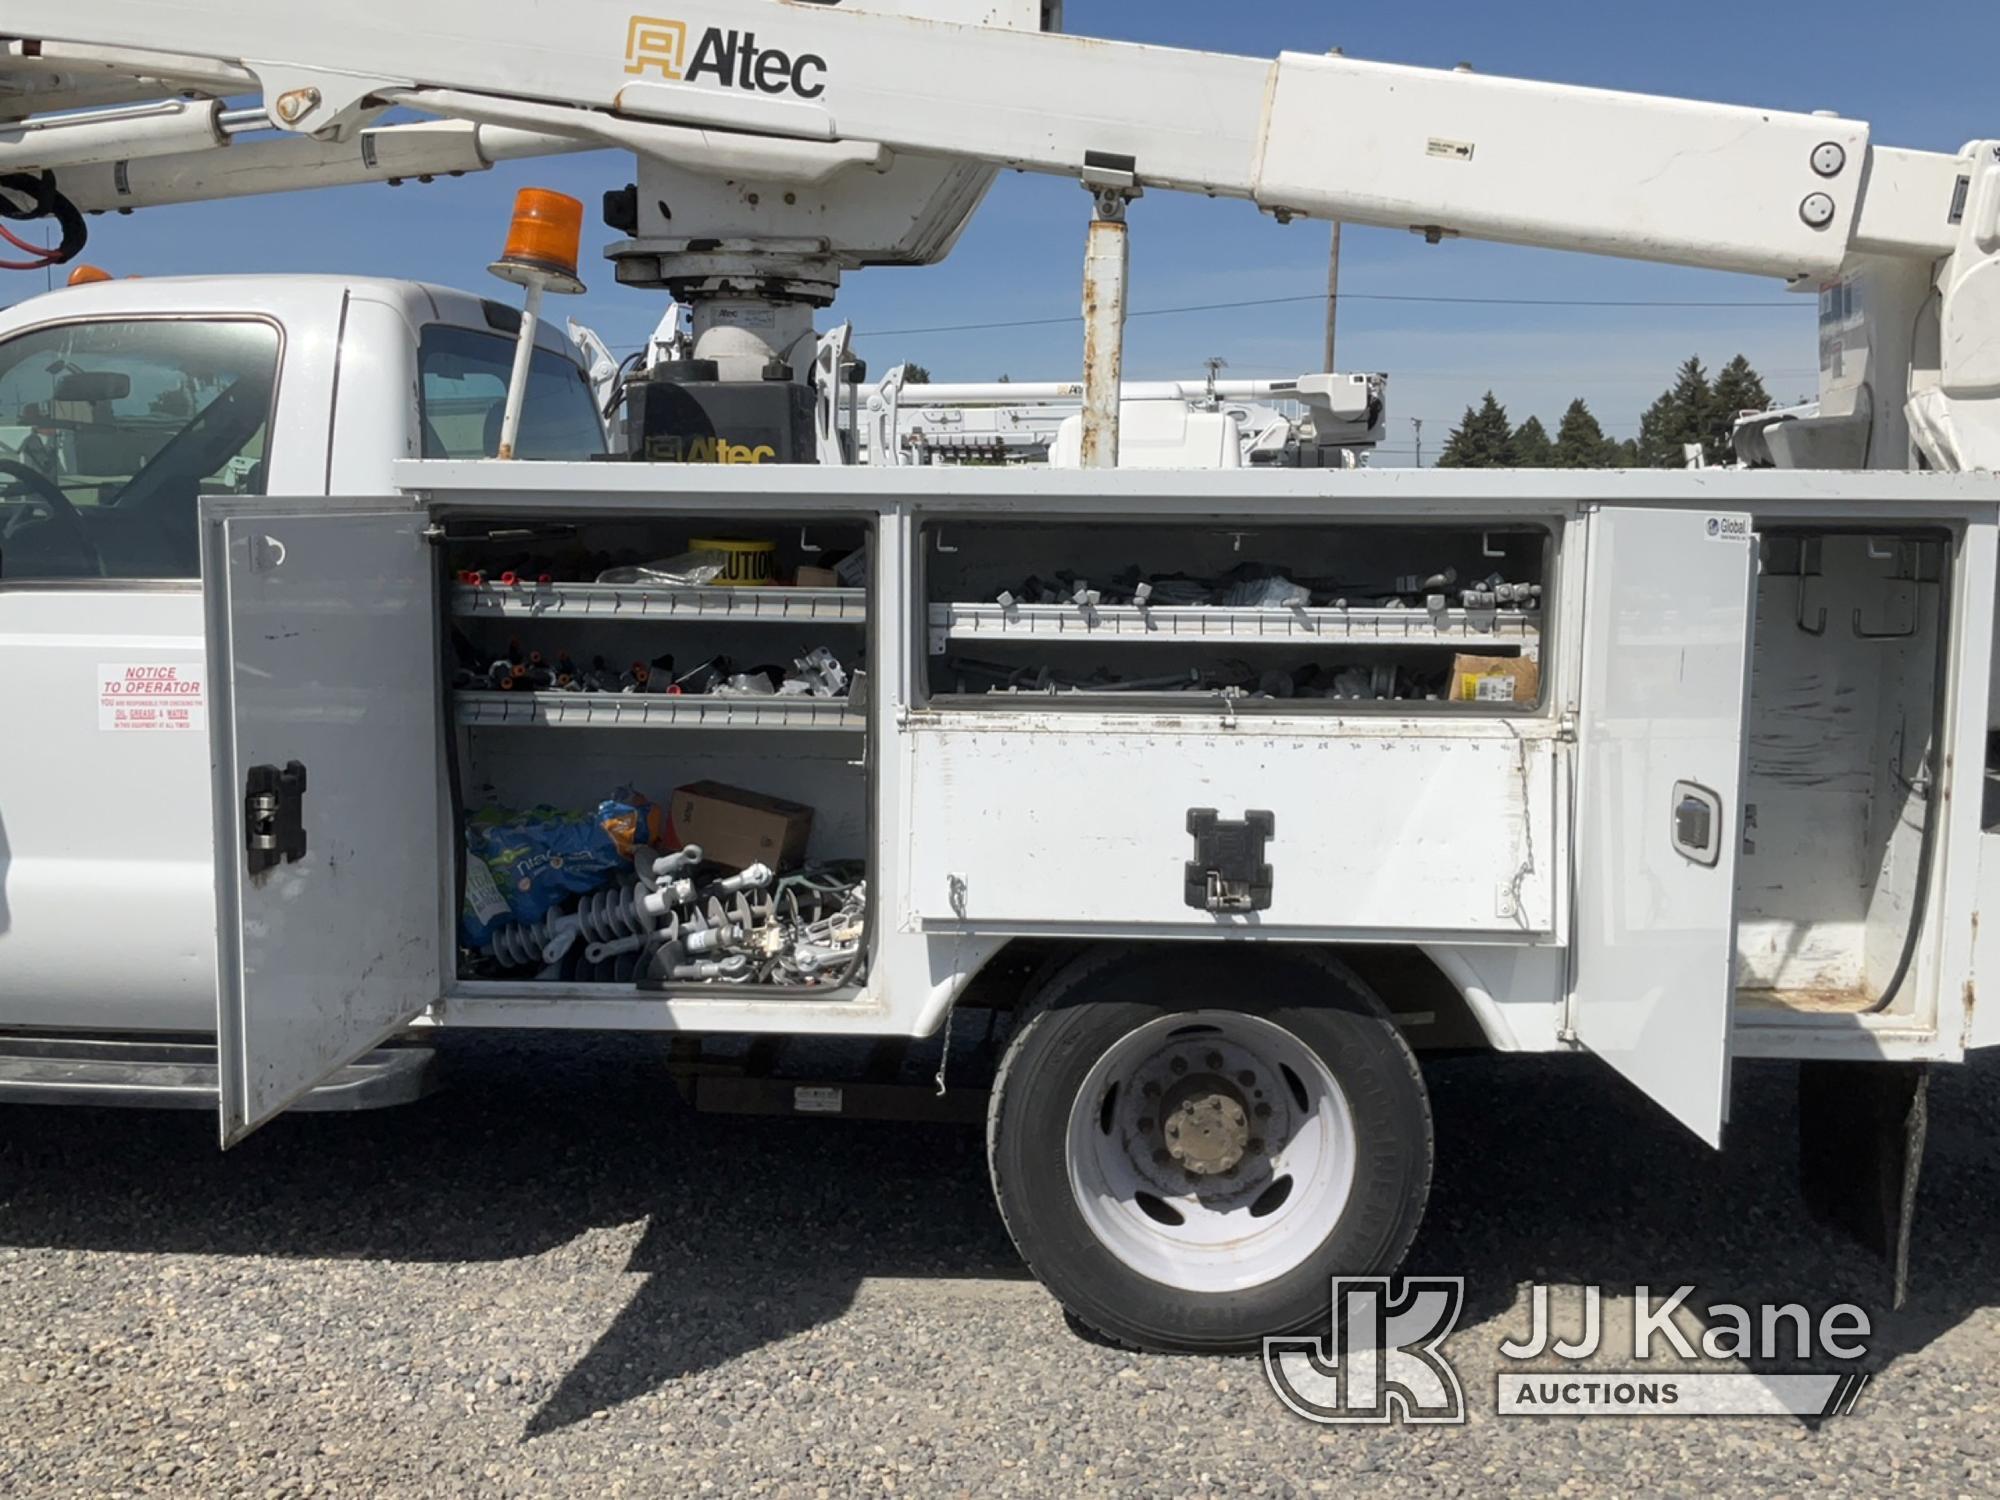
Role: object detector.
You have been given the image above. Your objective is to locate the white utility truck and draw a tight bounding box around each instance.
[2,0,1999,1351]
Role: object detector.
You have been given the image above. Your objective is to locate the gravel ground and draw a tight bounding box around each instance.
[1,1034,1996,1498]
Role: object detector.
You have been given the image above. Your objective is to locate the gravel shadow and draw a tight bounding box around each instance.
[1,1034,1996,1438]
[1416,1049,2000,1404]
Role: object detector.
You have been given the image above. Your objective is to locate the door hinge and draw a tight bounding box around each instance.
[1557,708,1579,742]
[245,761,308,876]
[420,523,446,542]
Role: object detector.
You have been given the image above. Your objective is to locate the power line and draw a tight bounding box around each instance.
[606,289,1814,350]
[859,291,1814,339]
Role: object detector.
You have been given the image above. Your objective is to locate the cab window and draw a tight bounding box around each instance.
[418,324,605,461]
[0,318,279,581]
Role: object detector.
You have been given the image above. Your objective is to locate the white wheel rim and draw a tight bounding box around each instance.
[1065,1010,1358,1294]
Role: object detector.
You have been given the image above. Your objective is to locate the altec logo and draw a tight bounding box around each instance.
[643,435,777,465]
[624,15,828,99]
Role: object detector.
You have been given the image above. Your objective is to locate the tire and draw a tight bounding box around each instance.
[987,946,1432,1353]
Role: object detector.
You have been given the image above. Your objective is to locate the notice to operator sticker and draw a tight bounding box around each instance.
[98,662,206,732]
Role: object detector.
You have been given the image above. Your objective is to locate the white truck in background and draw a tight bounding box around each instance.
[2,0,2000,1352]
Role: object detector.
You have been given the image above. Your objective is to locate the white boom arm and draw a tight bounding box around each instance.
[3,0,1996,467]
[1,0,1962,275]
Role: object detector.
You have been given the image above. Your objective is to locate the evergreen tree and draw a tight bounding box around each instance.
[1436,392,1515,468]
[1636,356,1715,467]
[1553,399,1618,468]
[1711,355,1771,422]
[1706,354,1772,463]
[1511,415,1555,467]
[904,362,933,384]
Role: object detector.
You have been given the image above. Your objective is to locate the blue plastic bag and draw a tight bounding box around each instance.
[460,788,664,945]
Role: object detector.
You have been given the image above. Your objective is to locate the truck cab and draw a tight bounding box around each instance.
[0,275,604,1037]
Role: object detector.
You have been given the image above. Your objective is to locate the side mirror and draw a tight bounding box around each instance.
[53,370,131,404]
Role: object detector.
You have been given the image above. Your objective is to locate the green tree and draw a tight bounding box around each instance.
[1553,399,1619,468]
[1711,354,1771,421]
[1707,354,1772,462]
[1511,415,1555,467]
[1636,356,1715,468]
[1436,391,1515,468]
[903,362,933,384]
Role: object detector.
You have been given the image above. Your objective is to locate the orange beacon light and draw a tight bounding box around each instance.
[488,188,587,459]
[492,188,585,294]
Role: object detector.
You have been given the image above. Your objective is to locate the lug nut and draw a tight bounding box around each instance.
[1254,1101,1272,1119]
[1237,1070,1256,1086]
[1206,1052,1224,1070]
[1169,1057,1188,1076]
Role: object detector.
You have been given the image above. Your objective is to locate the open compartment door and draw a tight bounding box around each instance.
[1572,508,1756,1147]
[203,498,442,1145]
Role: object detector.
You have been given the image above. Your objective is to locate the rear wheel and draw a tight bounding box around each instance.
[987,947,1431,1352]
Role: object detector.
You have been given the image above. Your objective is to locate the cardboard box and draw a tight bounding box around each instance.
[671,781,814,872]
[1450,653,1541,706]
[794,565,842,588]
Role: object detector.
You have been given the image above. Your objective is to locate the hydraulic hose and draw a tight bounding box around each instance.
[1867,534,1955,1014]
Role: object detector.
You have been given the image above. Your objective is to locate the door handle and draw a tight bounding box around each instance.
[1671,781,1723,867]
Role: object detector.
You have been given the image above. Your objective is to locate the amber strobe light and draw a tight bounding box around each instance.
[493,188,585,291]
[66,264,113,286]
[488,188,587,459]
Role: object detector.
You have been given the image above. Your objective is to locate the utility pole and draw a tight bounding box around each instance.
[1411,416,1424,470]
[1320,48,1344,374]
[1322,221,1341,372]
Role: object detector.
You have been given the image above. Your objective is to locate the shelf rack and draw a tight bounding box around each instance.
[453,582,867,624]
[928,602,1539,651]
[455,691,864,732]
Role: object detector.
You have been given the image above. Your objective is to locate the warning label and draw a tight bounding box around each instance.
[98,662,206,732]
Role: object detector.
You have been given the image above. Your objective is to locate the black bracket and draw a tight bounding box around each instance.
[1184,809,1274,914]
[244,761,308,877]
[1799,1059,1929,1309]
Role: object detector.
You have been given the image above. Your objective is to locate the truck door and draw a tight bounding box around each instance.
[1572,507,1756,1147]
[202,496,442,1145]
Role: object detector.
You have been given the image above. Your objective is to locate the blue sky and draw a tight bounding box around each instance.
[7,0,1994,463]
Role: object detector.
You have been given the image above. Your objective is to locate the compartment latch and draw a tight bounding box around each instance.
[1670,780,1722,867]
[245,761,309,876]
[1185,809,1274,914]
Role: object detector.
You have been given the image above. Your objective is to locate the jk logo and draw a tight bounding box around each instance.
[1263,1278,1467,1425]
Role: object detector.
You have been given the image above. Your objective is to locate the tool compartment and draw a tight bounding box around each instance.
[920,517,1548,708]
[439,514,873,994]
[905,514,1564,936]
[1733,528,1952,1020]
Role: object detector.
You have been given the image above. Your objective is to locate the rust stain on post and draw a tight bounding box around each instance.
[1079,209,1129,470]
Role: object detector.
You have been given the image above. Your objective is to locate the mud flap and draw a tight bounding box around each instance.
[1798,1060,1929,1309]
